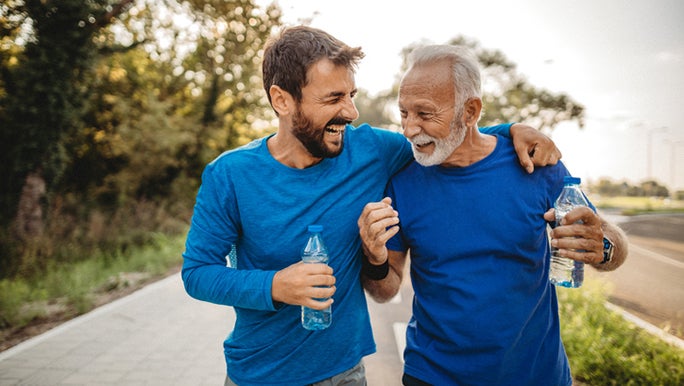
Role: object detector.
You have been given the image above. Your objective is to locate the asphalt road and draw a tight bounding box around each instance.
[595,212,684,337]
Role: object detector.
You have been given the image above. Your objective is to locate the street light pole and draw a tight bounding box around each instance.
[647,126,668,180]
[669,140,684,195]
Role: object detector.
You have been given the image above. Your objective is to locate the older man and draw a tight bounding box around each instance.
[358,45,628,385]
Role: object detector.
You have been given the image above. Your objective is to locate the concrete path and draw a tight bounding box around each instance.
[1,250,681,385]
[0,271,403,386]
[0,274,232,385]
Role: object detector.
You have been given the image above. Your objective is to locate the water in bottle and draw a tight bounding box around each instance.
[301,224,332,330]
[549,176,590,288]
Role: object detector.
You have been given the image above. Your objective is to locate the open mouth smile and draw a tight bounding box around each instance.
[325,124,345,136]
[413,140,434,150]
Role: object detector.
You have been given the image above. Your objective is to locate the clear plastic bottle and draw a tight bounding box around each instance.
[301,224,332,330]
[549,176,590,288]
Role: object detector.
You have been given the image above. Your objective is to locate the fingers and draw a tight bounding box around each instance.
[524,139,562,172]
[303,286,336,310]
[543,208,555,223]
[532,140,562,166]
[552,245,603,264]
[299,265,336,310]
[550,207,604,264]
[558,206,600,226]
[271,262,337,307]
[358,197,399,263]
[513,141,534,174]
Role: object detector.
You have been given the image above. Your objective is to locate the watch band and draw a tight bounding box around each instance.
[601,236,614,265]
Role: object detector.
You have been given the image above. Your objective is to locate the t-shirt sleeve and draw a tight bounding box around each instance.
[181,160,278,311]
[479,123,513,137]
[370,125,414,176]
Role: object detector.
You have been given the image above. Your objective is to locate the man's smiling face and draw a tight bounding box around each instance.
[292,59,359,158]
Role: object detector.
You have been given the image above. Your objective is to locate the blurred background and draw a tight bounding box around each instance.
[0,0,682,384]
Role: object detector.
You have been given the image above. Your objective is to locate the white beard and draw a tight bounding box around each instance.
[411,119,467,166]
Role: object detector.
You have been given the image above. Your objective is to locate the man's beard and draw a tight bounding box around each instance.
[411,109,467,166]
[292,107,348,159]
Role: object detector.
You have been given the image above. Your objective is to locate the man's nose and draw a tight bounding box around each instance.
[402,115,421,138]
[341,96,359,122]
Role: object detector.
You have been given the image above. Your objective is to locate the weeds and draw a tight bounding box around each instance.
[558,279,684,385]
[0,233,184,330]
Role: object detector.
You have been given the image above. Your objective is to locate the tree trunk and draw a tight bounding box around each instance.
[14,171,46,240]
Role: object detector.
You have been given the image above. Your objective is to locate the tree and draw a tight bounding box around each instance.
[59,0,281,207]
[356,36,585,133]
[0,0,136,234]
[0,0,283,278]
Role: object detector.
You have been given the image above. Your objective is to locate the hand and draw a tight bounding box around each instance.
[271,261,336,310]
[544,207,604,264]
[511,123,562,173]
[357,197,400,265]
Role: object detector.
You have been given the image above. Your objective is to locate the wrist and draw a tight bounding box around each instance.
[362,254,390,280]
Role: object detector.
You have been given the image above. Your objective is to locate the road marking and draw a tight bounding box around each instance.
[393,322,407,363]
[629,243,684,269]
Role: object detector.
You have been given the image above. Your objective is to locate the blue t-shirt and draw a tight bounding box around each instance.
[387,135,579,386]
[182,123,512,385]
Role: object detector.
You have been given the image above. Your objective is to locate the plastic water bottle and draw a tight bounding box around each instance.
[549,176,590,288]
[301,224,332,330]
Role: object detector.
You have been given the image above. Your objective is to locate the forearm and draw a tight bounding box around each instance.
[182,262,278,310]
[361,251,406,303]
[592,219,629,272]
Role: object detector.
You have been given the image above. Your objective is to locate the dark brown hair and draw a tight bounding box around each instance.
[262,26,365,109]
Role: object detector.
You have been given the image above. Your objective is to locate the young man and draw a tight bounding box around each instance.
[358,45,628,385]
[182,27,561,385]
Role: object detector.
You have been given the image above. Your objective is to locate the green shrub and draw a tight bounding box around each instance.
[558,279,684,385]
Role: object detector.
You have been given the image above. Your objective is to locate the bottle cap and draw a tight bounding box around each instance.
[563,176,581,185]
[308,224,323,232]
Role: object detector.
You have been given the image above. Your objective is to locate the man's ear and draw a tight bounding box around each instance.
[463,97,483,126]
[270,85,294,116]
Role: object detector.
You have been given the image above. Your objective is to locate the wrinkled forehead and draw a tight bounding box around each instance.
[399,64,455,105]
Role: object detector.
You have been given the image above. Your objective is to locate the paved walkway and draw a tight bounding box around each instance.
[1,262,681,385]
[0,274,232,385]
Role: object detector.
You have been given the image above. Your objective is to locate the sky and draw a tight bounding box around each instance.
[262,0,684,190]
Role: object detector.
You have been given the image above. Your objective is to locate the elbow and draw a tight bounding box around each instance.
[363,282,400,304]
[180,265,201,299]
[369,292,397,304]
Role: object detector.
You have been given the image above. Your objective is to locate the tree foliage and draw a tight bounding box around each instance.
[1,0,125,224]
[590,178,670,198]
[0,0,281,277]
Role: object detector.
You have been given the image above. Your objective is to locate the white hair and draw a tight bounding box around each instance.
[406,45,482,108]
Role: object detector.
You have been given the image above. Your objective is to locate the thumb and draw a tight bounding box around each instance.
[519,154,534,174]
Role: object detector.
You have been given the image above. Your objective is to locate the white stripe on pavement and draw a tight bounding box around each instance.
[393,322,407,363]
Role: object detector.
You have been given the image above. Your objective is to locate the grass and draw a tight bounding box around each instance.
[0,232,185,335]
[590,195,684,215]
[558,279,684,385]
